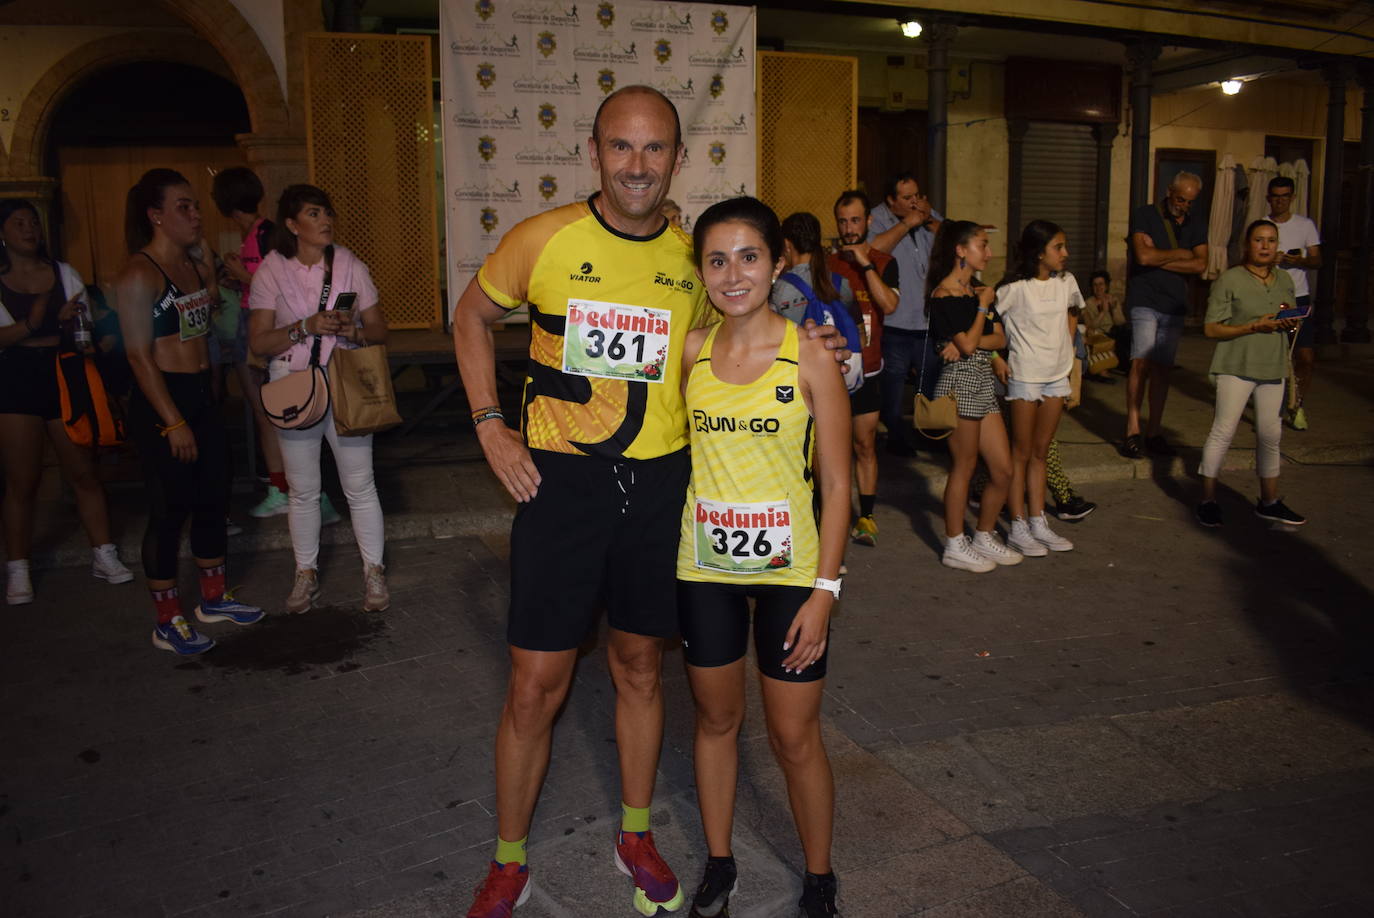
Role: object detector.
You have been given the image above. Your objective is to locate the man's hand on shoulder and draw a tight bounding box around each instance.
[801,318,852,364]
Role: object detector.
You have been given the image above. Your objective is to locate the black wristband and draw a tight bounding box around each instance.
[860,262,876,273]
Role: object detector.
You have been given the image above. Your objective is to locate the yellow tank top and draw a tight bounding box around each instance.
[677,322,817,587]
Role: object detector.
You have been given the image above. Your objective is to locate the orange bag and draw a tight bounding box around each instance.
[56,349,125,448]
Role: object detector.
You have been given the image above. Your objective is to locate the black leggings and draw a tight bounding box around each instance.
[128,371,228,580]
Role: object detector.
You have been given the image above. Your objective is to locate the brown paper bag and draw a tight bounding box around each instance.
[328,345,402,436]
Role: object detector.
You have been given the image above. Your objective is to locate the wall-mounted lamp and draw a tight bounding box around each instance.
[900,20,923,39]
[1221,79,1242,95]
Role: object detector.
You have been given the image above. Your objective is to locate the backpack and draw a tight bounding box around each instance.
[776,271,865,393]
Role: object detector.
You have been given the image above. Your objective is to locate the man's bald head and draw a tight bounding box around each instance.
[592,85,682,149]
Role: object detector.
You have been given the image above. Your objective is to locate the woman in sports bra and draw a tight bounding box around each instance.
[676,197,850,918]
[0,198,132,605]
[113,169,263,656]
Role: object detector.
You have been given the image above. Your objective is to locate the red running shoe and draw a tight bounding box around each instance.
[615,830,685,915]
[466,861,531,918]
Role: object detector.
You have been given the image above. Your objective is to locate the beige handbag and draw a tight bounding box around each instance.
[1085,330,1119,374]
[259,246,334,431]
[914,391,958,439]
[328,343,402,436]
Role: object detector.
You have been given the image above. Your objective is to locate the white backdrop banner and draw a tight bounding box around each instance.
[441,0,757,316]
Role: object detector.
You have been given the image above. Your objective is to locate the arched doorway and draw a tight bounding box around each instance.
[47,60,252,283]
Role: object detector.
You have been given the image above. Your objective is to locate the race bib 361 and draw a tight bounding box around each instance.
[562,300,670,383]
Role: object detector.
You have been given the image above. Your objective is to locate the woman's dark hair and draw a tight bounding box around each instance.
[125,168,191,253]
[211,166,264,217]
[0,199,50,274]
[1000,219,1065,287]
[273,184,335,259]
[925,219,984,305]
[692,196,782,270]
[1242,219,1278,261]
[780,211,840,303]
[1090,269,1111,288]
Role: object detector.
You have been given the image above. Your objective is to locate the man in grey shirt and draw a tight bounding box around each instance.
[869,172,942,455]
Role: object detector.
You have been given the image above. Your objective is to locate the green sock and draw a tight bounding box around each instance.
[621,802,651,834]
[494,835,527,866]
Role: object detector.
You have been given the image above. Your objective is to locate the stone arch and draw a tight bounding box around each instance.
[7,0,293,180]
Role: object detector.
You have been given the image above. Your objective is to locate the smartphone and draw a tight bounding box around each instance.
[1286,248,1302,255]
[333,291,358,325]
[1275,302,1311,321]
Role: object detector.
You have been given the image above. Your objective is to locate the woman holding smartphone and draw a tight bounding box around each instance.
[1196,220,1304,528]
[1,198,132,605]
[249,184,390,613]
[677,197,849,918]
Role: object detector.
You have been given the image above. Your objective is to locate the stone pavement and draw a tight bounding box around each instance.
[3,332,1373,917]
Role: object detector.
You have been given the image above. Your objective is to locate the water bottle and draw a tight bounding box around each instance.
[73,305,93,350]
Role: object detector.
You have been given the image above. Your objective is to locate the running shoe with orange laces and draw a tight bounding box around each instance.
[466,860,531,918]
[615,830,685,916]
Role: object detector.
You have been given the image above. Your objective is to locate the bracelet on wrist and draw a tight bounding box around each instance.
[158,418,188,437]
[470,405,502,419]
[472,409,505,427]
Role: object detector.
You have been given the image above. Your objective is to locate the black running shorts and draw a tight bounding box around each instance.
[849,372,880,416]
[676,580,829,683]
[507,447,689,651]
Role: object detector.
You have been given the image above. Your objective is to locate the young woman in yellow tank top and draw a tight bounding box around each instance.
[676,197,851,917]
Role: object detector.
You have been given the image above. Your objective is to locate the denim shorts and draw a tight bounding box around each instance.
[1007,374,1072,402]
[1129,306,1184,364]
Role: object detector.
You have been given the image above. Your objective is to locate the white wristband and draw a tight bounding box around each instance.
[813,577,842,599]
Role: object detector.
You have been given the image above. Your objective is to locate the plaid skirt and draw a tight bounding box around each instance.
[934,348,1000,419]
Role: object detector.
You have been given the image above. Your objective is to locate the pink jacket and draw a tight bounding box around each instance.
[249,245,379,370]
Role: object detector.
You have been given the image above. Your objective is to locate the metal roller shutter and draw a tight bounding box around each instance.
[1020,121,1098,292]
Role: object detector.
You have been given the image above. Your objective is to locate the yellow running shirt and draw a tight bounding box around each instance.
[478,195,712,460]
[676,322,818,587]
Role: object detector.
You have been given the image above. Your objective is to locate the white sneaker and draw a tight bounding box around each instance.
[286,568,321,615]
[971,530,1024,566]
[942,534,996,573]
[1029,514,1074,552]
[1007,518,1048,557]
[91,543,134,584]
[6,560,34,605]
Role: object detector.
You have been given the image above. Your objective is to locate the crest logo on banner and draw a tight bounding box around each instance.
[538,175,559,199]
[538,103,557,129]
[709,73,724,98]
[654,39,672,64]
[537,32,557,58]
[598,69,617,94]
[708,141,726,165]
[478,135,497,161]
[476,62,496,89]
[711,9,729,34]
[480,208,499,234]
[597,2,615,28]
[475,0,495,22]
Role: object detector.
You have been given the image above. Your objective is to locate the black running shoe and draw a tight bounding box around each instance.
[798,871,839,917]
[1255,498,1306,526]
[690,856,737,918]
[1196,501,1223,528]
[1120,434,1144,459]
[1055,495,1097,521]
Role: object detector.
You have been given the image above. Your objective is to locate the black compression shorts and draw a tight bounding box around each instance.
[507,447,689,651]
[676,580,829,683]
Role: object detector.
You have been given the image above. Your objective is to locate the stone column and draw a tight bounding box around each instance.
[1125,41,1160,210]
[923,21,956,215]
[236,132,309,211]
[1314,63,1351,346]
[1005,119,1028,246]
[1093,122,1119,272]
[1343,66,1374,343]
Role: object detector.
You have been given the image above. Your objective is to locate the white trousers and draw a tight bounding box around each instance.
[1198,374,1283,480]
[270,362,385,569]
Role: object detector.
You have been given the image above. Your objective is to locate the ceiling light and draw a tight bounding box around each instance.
[1221,79,1242,95]
[900,20,923,39]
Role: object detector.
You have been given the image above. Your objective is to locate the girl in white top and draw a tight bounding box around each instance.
[995,220,1081,557]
